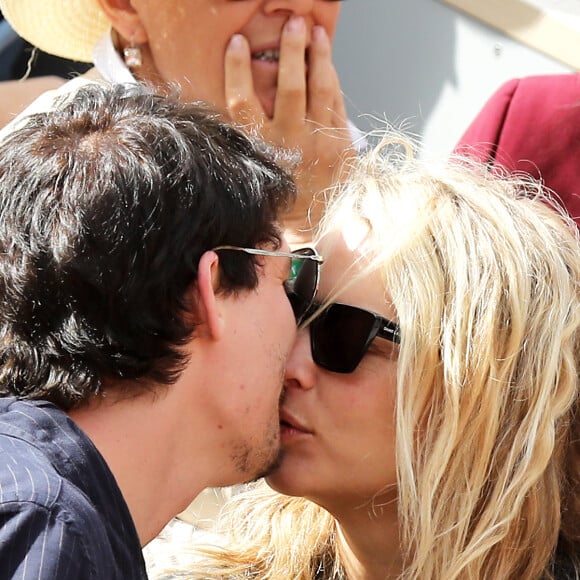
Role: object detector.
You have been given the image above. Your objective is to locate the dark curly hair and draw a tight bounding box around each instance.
[0,83,295,409]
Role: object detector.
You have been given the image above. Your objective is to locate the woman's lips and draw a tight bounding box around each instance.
[249,41,309,118]
[252,48,280,63]
[250,41,281,71]
[250,45,310,67]
[279,408,313,438]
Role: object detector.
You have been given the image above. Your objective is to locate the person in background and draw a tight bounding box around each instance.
[0,82,320,578]
[454,73,580,228]
[153,137,579,579]
[0,0,356,244]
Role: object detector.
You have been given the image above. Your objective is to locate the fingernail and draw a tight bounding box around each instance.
[312,25,327,43]
[228,34,245,51]
[286,16,305,34]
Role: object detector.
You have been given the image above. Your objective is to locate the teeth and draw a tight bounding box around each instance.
[253,49,280,62]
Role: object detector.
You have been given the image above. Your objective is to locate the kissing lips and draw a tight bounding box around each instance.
[279,408,313,440]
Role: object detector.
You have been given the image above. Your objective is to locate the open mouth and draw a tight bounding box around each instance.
[252,49,280,63]
[251,47,310,65]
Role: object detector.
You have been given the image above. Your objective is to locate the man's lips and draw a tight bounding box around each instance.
[279,408,312,434]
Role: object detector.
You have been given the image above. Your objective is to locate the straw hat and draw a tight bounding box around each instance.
[0,0,111,63]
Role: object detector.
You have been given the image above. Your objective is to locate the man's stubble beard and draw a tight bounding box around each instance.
[249,383,287,481]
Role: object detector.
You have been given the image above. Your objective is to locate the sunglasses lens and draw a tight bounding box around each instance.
[285,248,318,322]
[311,304,377,373]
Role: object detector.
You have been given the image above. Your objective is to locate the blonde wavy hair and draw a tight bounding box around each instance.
[159,138,580,580]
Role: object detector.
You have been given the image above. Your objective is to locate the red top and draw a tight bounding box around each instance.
[455,73,580,227]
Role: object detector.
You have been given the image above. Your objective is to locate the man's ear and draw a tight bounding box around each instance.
[95,0,149,44]
[195,251,225,341]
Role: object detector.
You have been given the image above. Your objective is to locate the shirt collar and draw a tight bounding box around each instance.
[93,29,138,84]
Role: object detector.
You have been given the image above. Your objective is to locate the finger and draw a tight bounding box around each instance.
[330,67,351,137]
[307,26,335,127]
[330,75,358,167]
[225,34,264,126]
[274,16,307,127]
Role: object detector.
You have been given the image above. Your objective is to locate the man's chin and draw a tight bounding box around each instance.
[248,446,285,483]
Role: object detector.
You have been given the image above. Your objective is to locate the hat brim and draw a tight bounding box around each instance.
[0,0,110,63]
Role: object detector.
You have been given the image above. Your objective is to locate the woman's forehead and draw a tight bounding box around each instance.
[316,229,378,286]
[315,227,393,313]
[316,219,371,258]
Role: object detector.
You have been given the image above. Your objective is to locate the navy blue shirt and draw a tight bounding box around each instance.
[0,397,148,578]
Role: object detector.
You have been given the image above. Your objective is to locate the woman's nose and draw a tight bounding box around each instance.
[284,328,317,390]
[263,0,315,17]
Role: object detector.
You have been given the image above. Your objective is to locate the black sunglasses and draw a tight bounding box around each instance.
[287,250,401,373]
[307,302,400,373]
[214,245,400,373]
[213,245,322,322]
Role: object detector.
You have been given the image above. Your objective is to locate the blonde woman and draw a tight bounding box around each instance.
[155,140,580,579]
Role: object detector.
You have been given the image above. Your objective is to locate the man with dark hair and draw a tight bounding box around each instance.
[0,83,309,578]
